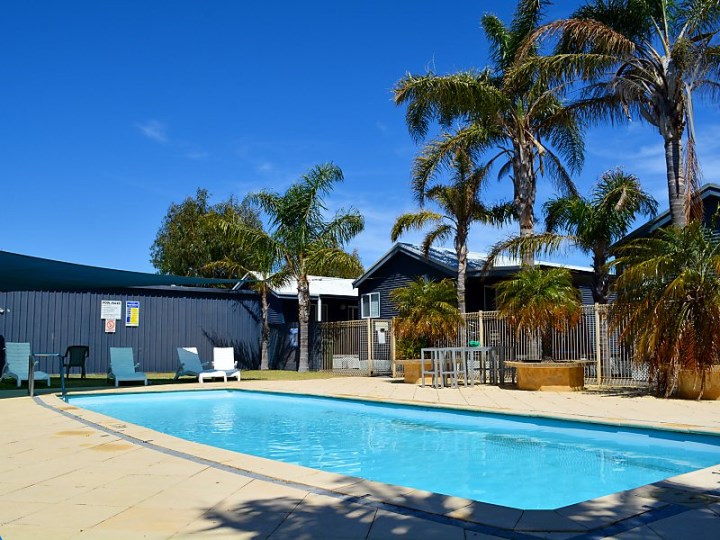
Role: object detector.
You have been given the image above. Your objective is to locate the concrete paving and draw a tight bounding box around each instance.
[1,377,719,539]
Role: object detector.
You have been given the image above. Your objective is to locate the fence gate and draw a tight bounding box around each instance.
[317,319,393,375]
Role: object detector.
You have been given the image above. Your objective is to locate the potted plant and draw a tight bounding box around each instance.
[611,222,720,398]
[391,277,464,383]
[496,267,585,391]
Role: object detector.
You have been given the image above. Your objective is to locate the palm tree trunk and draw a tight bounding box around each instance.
[513,148,536,267]
[297,274,310,372]
[260,287,270,370]
[455,235,468,313]
[592,247,610,304]
[664,134,687,228]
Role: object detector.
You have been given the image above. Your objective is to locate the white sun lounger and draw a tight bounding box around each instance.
[109,347,148,387]
[1,342,51,388]
[175,347,227,383]
[213,347,241,381]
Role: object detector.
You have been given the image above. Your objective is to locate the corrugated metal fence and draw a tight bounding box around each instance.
[0,288,262,374]
[317,306,647,387]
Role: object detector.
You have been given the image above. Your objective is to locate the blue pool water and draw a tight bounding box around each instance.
[69,390,720,509]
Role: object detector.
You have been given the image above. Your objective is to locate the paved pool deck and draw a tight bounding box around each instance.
[1,377,720,539]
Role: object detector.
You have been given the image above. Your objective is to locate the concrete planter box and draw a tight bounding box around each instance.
[505,361,586,392]
[677,366,720,400]
[402,360,434,384]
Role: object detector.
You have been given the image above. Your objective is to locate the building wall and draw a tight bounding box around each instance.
[0,287,261,374]
[357,252,450,319]
[357,251,597,320]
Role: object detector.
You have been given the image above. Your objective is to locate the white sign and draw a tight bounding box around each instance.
[104,319,117,333]
[101,300,122,320]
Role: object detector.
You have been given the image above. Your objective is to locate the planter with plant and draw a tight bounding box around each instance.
[496,266,586,391]
[611,222,720,399]
[390,277,464,383]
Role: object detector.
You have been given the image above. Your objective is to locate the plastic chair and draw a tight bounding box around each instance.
[63,345,89,379]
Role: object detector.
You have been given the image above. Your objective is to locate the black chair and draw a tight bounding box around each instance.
[63,345,89,379]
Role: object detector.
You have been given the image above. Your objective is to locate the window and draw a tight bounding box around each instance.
[361,292,380,319]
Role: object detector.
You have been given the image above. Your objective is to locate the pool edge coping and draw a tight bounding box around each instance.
[37,386,720,537]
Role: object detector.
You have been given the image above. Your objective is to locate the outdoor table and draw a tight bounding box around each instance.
[420,347,502,388]
[32,352,61,373]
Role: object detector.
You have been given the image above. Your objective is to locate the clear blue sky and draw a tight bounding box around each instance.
[2,1,719,273]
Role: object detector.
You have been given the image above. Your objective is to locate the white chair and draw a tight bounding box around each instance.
[176,347,227,383]
[109,347,148,387]
[212,347,241,381]
[1,342,51,388]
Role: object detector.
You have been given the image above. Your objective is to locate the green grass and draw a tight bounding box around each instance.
[0,369,337,395]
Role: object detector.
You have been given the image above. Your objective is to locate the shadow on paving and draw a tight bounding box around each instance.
[192,495,472,540]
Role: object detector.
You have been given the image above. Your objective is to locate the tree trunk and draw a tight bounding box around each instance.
[512,147,536,267]
[664,134,687,228]
[540,329,552,360]
[297,274,310,372]
[455,235,468,313]
[260,288,270,370]
[592,246,610,305]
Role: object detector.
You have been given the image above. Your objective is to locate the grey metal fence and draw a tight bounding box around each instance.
[318,305,647,387]
[315,319,393,376]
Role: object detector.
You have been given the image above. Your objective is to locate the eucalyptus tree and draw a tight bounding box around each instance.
[532,0,720,226]
[248,163,364,372]
[394,0,584,265]
[485,169,657,303]
[151,188,261,277]
[611,222,720,396]
[391,149,513,312]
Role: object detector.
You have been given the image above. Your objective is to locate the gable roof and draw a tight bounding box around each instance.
[353,243,592,288]
[0,250,246,292]
[614,182,720,247]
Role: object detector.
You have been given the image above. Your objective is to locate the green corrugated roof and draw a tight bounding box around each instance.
[0,251,244,292]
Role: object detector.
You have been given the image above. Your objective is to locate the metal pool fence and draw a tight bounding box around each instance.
[314,304,647,387]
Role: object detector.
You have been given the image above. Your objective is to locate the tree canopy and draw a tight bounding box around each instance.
[150,188,262,278]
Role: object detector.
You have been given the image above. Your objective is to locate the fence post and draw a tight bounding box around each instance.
[367,318,373,376]
[594,302,602,385]
[478,311,485,347]
[390,320,396,377]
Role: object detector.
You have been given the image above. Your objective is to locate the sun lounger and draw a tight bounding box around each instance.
[109,347,148,387]
[1,342,51,388]
[213,347,241,381]
[175,347,227,383]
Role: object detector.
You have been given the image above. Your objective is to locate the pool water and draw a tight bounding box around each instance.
[69,390,720,509]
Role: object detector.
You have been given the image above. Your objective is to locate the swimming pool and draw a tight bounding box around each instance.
[69,390,720,510]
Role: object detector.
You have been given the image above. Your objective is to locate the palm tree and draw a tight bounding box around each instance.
[485,169,657,304]
[209,217,290,371]
[394,0,584,265]
[248,163,364,372]
[611,222,720,396]
[531,0,720,226]
[390,150,513,312]
[391,277,464,358]
[495,267,582,359]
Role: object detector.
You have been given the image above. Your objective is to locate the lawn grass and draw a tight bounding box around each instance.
[0,369,337,396]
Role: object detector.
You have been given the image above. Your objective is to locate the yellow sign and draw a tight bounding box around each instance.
[125,301,140,327]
